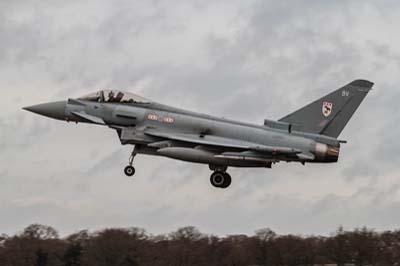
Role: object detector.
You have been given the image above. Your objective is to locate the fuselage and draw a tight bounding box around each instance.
[64,99,340,168]
[22,80,373,188]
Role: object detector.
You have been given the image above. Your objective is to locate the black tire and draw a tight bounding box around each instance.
[210,171,225,188]
[124,166,135,177]
[220,173,232,189]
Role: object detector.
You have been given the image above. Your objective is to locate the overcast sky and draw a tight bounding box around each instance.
[1,0,400,237]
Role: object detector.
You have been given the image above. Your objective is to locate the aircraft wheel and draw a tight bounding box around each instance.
[210,171,226,188]
[220,173,232,189]
[124,166,136,177]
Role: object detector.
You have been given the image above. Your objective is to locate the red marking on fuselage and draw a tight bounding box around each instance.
[147,114,175,124]
[163,117,174,123]
[147,114,158,121]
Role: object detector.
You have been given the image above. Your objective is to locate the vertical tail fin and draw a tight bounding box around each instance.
[279,80,374,138]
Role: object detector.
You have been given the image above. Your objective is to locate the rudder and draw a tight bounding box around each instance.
[279,80,373,138]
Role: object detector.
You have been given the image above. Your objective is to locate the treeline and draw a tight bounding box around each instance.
[1,224,400,266]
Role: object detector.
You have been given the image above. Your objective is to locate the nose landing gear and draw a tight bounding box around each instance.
[124,165,135,176]
[124,150,136,177]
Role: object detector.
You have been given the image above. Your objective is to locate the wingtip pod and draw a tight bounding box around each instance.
[349,79,374,90]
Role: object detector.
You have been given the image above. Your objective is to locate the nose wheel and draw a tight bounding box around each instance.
[124,165,135,176]
[210,171,232,189]
[124,150,137,177]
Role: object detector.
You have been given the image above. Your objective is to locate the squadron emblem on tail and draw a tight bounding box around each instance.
[322,101,333,117]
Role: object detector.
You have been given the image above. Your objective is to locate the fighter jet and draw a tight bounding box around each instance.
[23,80,373,189]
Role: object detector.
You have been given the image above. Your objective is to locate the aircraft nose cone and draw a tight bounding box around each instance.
[23,101,67,121]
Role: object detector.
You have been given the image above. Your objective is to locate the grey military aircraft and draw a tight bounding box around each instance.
[23,79,373,189]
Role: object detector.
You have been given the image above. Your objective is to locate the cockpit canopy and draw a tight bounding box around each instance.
[78,90,150,104]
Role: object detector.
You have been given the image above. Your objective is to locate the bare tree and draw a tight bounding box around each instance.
[347,227,383,266]
[1,224,400,266]
[323,227,351,266]
[81,227,146,266]
[21,224,59,240]
[252,228,277,266]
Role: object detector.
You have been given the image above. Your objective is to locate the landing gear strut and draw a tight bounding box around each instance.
[124,149,136,177]
[210,169,232,189]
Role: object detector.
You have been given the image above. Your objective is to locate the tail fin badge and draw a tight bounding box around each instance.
[322,102,333,117]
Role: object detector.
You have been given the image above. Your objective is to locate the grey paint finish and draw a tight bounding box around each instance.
[23,79,373,188]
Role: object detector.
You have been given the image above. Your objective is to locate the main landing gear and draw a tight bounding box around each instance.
[124,150,136,177]
[209,166,231,189]
[210,171,232,189]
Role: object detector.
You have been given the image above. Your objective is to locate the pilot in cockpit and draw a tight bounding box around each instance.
[108,91,115,102]
[115,92,124,102]
[107,91,125,103]
[78,90,150,104]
